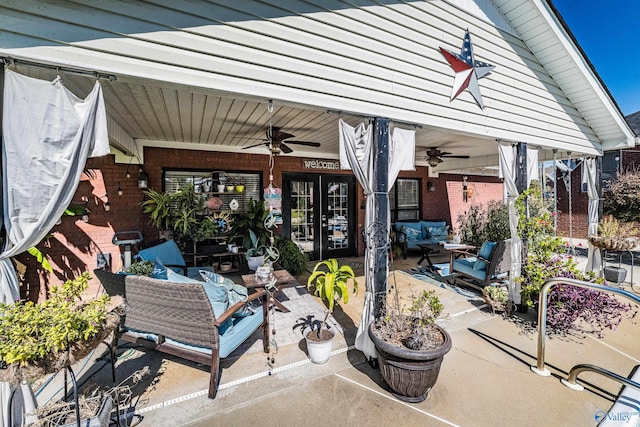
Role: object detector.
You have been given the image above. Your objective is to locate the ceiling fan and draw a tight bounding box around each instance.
[425,147,470,167]
[241,127,321,155]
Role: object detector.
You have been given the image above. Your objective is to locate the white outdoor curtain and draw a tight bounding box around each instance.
[583,157,603,273]
[1,69,109,427]
[339,119,415,359]
[498,144,522,304]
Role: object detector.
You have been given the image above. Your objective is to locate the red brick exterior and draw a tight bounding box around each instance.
[19,147,502,300]
[555,150,640,239]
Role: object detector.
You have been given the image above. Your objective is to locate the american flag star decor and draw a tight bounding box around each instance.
[440,29,495,109]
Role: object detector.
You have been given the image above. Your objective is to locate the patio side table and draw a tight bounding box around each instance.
[241,269,298,313]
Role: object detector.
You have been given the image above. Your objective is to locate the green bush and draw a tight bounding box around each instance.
[276,238,309,276]
[604,168,640,222]
[0,273,110,365]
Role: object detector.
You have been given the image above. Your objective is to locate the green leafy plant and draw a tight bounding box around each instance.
[516,186,637,336]
[483,285,508,303]
[306,259,358,338]
[457,200,510,245]
[372,289,445,351]
[597,215,638,238]
[231,199,272,251]
[124,260,155,276]
[0,273,111,366]
[140,189,174,231]
[275,238,308,276]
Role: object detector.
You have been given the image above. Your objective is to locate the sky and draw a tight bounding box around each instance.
[552,1,640,116]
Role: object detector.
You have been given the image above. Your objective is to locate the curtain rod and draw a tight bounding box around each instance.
[2,57,117,81]
[326,109,423,129]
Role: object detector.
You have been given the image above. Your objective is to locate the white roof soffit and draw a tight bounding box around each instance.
[495,0,635,151]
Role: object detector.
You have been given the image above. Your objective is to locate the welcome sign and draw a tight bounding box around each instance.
[302,159,341,170]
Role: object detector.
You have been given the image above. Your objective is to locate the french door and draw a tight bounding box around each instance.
[282,173,356,261]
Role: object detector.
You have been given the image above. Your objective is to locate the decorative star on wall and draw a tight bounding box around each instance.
[440,29,495,110]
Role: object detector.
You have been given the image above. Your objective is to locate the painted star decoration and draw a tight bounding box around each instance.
[440,29,495,109]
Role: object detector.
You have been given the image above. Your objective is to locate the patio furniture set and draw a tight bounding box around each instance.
[94,239,299,400]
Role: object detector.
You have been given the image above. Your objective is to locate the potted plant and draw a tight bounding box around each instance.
[482,284,510,314]
[275,238,308,276]
[140,189,174,233]
[231,199,275,270]
[305,259,358,364]
[368,289,452,403]
[588,215,640,251]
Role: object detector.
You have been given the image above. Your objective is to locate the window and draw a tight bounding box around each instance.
[389,178,420,221]
[601,151,620,192]
[163,170,261,212]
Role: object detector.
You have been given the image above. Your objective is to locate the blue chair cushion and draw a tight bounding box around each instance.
[453,258,486,281]
[474,242,496,271]
[138,240,186,267]
[164,309,263,358]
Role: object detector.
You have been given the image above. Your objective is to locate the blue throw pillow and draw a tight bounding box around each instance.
[166,269,233,333]
[474,242,496,271]
[150,259,168,280]
[429,226,449,241]
[402,226,421,241]
[200,270,254,318]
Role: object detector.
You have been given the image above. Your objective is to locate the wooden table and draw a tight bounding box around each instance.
[442,243,476,272]
[241,269,298,313]
[416,243,444,271]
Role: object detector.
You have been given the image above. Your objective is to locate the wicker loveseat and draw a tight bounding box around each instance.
[94,270,268,399]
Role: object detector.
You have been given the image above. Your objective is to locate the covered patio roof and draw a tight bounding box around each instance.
[0,0,634,172]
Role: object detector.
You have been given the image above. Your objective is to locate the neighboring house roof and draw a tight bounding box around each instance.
[0,0,634,165]
[625,111,640,138]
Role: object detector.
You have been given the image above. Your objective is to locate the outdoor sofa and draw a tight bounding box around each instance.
[394,220,449,259]
[94,269,269,399]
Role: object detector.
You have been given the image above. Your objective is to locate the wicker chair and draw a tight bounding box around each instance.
[448,239,512,291]
[96,273,268,399]
[93,269,126,297]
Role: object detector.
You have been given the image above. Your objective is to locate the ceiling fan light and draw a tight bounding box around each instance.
[427,157,440,168]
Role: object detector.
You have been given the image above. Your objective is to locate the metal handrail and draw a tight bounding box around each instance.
[530,278,640,376]
[561,363,640,392]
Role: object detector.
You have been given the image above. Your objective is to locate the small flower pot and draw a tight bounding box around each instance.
[305,328,335,364]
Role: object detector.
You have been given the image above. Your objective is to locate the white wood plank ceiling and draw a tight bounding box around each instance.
[0,0,634,172]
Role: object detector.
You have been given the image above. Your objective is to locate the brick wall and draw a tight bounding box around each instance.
[20,147,502,300]
[446,180,504,232]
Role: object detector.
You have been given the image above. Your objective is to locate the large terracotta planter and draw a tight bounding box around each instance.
[369,323,452,403]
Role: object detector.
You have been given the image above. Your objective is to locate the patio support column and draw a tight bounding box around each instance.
[516,143,528,260]
[373,117,389,319]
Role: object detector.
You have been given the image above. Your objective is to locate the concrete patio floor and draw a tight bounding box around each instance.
[38,246,640,426]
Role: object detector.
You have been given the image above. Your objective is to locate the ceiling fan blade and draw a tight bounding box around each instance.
[438,151,452,156]
[285,140,321,147]
[280,143,294,154]
[442,155,470,159]
[242,141,268,150]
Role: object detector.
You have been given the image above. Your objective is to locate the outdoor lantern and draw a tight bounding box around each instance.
[427,181,436,192]
[104,201,111,212]
[138,168,149,189]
